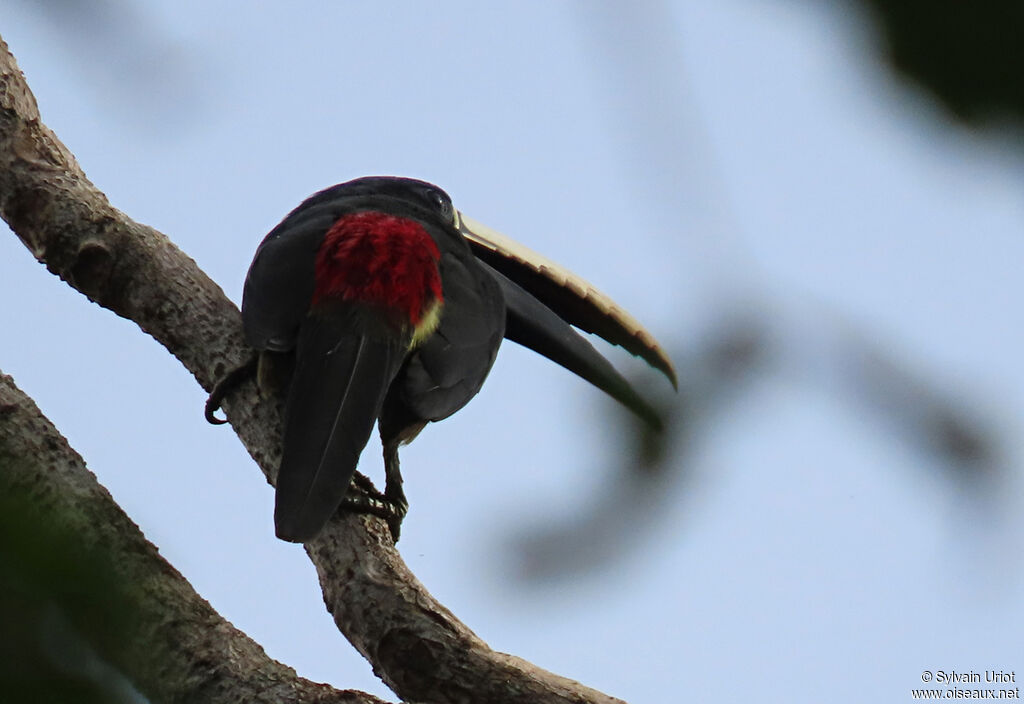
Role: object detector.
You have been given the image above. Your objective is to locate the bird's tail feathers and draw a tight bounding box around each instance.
[274,312,407,542]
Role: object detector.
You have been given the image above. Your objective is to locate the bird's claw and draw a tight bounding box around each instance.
[341,479,407,543]
[205,355,259,424]
[383,485,408,543]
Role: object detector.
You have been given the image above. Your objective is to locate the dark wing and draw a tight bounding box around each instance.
[479,261,664,430]
[242,211,338,352]
[384,237,506,426]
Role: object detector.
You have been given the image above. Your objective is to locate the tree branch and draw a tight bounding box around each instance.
[0,371,387,704]
[0,32,626,704]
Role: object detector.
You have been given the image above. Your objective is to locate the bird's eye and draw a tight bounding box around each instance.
[428,190,457,225]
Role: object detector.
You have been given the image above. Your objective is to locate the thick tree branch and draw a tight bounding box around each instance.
[0,371,386,704]
[0,33,626,704]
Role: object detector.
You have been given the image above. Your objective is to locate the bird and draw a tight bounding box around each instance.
[209,176,676,543]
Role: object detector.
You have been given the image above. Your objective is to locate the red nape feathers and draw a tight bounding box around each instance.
[312,211,443,324]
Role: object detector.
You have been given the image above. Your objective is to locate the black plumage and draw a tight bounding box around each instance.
[233,176,669,543]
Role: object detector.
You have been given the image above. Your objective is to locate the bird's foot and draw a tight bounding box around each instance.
[383,485,409,543]
[341,475,407,543]
[205,354,259,424]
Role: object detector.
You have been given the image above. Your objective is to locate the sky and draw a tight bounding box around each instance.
[2,2,1023,702]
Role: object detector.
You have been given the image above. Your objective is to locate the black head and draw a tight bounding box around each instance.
[280,176,459,233]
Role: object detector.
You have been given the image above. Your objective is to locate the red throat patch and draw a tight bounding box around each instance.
[312,211,444,325]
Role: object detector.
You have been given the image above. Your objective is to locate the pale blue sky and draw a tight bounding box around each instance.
[2,2,1022,701]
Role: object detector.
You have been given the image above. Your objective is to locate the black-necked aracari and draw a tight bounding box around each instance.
[210,176,675,543]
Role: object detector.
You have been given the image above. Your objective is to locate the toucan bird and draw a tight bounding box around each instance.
[213,176,675,543]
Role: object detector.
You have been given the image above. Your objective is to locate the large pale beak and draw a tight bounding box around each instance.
[458,213,678,388]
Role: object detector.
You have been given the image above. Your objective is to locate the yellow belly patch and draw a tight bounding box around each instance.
[410,299,443,348]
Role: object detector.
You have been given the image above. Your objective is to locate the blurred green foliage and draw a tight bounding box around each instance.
[863,0,1024,124]
[0,487,140,703]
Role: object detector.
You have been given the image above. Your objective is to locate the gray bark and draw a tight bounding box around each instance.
[0,371,386,704]
[0,32,626,704]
